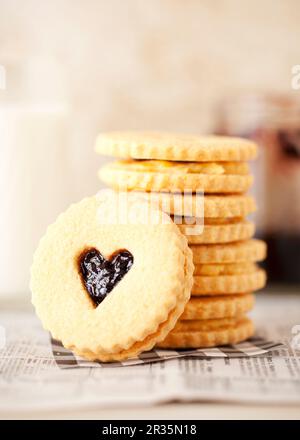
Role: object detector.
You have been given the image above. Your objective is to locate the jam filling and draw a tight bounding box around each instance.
[79,248,134,306]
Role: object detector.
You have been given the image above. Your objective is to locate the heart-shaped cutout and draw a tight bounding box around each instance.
[79,248,134,306]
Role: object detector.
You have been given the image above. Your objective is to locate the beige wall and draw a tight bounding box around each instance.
[1,0,300,197]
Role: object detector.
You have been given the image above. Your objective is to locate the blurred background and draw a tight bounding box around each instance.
[0,0,300,299]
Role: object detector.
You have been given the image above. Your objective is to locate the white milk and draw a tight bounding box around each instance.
[0,104,71,299]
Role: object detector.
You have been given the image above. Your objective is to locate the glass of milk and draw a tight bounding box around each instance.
[0,55,71,302]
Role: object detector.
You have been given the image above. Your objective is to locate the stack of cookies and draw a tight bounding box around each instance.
[96,131,267,349]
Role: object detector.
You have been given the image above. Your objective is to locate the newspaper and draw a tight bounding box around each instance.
[0,291,300,411]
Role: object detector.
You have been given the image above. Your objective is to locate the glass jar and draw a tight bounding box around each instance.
[0,55,71,300]
[215,93,300,284]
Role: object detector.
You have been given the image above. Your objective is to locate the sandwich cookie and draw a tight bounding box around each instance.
[156,316,254,348]
[176,217,255,244]
[190,240,267,295]
[135,192,256,219]
[191,239,267,264]
[181,293,255,320]
[31,194,194,362]
[192,268,266,295]
[95,131,257,162]
[99,160,253,193]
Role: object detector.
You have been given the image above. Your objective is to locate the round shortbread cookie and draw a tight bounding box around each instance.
[99,160,253,193]
[31,194,194,362]
[156,316,254,348]
[191,239,267,264]
[177,220,255,244]
[135,192,256,218]
[181,293,255,320]
[95,131,257,162]
[193,262,257,276]
[192,268,266,295]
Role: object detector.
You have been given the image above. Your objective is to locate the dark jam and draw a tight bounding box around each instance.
[79,248,134,306]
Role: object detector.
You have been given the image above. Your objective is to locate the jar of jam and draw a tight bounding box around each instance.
[215,93,300,284]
